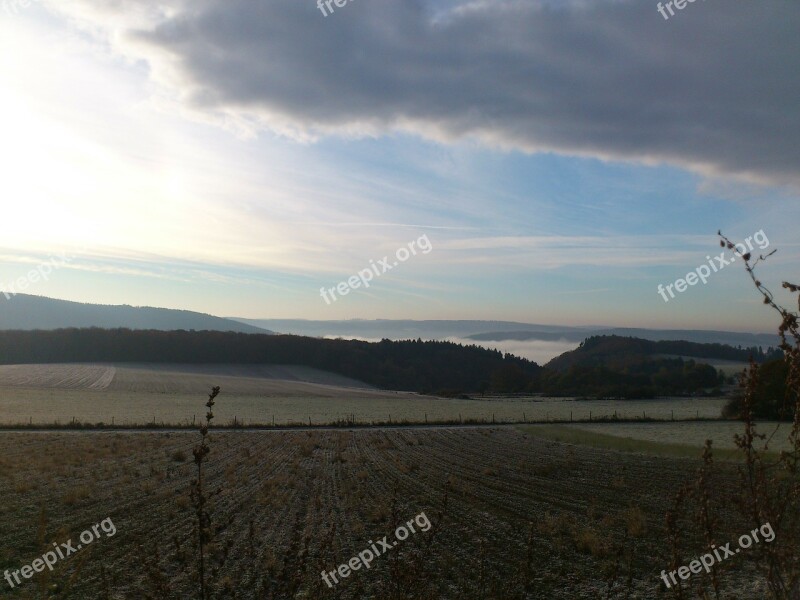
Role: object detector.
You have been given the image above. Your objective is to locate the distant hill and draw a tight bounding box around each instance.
[546,335,782,372]
[230,318,574,340]
[531,335,766,398]
[0,294,271,334]
[469,327,779,348]
[232,318,778,349]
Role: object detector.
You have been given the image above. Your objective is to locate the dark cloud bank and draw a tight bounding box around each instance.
[77,0,800,187]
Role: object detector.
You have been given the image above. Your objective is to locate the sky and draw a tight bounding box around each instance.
[0,0,797,332]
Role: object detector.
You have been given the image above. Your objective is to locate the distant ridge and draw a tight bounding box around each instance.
[0,294,271,334]
[232,318,572,338]
[468,327,779,348]
[232,318,777,349]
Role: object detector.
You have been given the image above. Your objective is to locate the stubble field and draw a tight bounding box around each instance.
[0,427,768,599]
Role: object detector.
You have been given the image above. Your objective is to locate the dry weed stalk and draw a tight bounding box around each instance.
[666,233,800,599]
[191,386,222,600]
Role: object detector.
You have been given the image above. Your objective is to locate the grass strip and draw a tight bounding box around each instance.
[519,424,764,462]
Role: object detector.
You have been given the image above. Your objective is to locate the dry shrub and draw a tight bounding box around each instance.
[13,479,36,493]
[532,462,558,477]
[625,506,648,538]
[573,526,611,558]
[62,485,91,506]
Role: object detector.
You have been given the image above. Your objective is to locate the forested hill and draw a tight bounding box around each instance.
[0,328,541,394]
[546,335,782,371]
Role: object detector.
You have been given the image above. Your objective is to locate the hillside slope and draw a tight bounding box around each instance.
[0,329,542,394]
[546,335,781,371]
[0,294,270,333]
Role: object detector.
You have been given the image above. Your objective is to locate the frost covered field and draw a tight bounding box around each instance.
[0,364,727,426]
[566,421,795,452]
[0,428,769,599]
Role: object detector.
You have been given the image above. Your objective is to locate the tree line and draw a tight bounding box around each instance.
[547,334,781,370]
[0,328,541,395]
[0,328,753,398]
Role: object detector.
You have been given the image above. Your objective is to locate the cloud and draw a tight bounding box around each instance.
[444,337,579,365]
[44,0,800,188]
